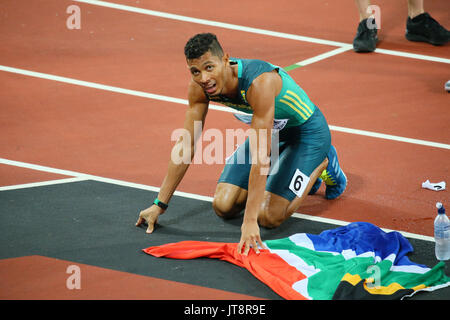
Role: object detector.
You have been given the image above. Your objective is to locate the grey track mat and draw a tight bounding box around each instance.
[1,180,448,299]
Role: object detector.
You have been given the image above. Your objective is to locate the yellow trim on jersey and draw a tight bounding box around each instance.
[283,94,312,118]
[286,90,314,114]
[279,99,308,120]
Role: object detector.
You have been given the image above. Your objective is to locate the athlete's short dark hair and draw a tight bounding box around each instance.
[184,33,224,60]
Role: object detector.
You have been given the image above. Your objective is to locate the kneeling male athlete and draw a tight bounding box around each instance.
[136,33,347,256]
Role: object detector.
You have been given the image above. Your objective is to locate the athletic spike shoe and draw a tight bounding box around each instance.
[321,145,347,199]
[308,177,322,195]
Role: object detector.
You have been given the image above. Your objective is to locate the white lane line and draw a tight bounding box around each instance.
[0,65,188,106]
[1,64,449,150]
[0,157,434,242]
[0,157,211,201]
[0,177,88,191]
[73,0,347,48]
[0,158,92,179]
[329,125,450,150]
[73,0,450,64]
[374,48,450,64]
[294,46,353,67]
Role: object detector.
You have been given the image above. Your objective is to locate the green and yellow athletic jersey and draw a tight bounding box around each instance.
[206,58,316,128]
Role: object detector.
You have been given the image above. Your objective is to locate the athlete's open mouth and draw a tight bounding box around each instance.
[204,83,217,94]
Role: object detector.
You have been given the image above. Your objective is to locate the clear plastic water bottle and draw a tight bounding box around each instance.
[434,202,450,261]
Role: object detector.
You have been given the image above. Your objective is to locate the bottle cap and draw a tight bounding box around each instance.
[436,202,445,214]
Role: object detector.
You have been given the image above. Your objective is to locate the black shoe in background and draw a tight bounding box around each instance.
[353,18,378,52]
[406,12,449,46]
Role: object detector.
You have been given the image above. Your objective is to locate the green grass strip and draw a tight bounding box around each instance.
[283,64,302,72]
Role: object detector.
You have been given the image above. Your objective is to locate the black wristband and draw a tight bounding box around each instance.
[153,198,168,210]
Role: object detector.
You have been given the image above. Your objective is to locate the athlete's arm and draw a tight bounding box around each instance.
[136,81,209,233]
[237,71,281,255]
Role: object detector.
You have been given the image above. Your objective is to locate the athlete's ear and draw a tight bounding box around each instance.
[222,53,230,64]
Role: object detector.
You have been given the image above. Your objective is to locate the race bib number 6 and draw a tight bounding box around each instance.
[289,169,310,198]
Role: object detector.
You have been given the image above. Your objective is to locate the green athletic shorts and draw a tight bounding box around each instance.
[217,107,331,201]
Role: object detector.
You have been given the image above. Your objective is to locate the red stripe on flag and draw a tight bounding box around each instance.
[144,241,308,300]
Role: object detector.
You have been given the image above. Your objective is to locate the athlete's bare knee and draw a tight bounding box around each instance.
[212,184,246,219]
[212,197,236,219]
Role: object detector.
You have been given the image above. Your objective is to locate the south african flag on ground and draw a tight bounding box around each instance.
[143,222,450,300]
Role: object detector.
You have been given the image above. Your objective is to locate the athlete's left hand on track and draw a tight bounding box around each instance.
[237,220,266,256]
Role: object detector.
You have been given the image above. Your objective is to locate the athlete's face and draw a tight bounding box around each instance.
[187,50,228,96]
